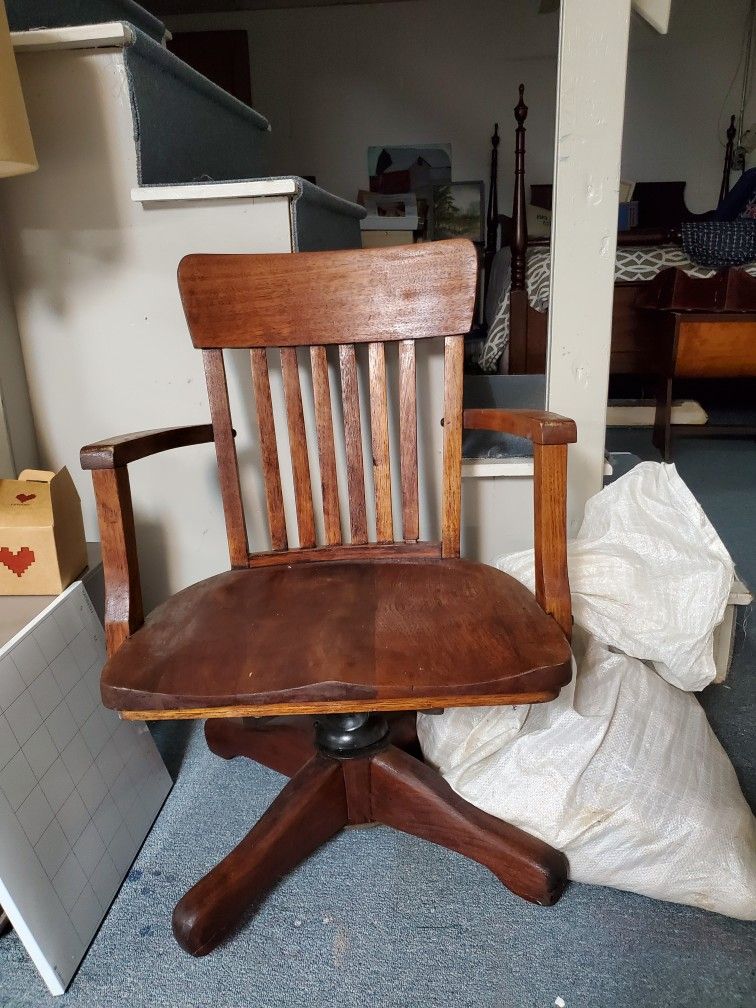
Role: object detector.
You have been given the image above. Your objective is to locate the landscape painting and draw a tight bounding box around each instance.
[430,181,484,242]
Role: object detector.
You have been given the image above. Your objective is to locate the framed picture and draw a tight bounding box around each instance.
[430,181,484,243]
[357,190,419,230]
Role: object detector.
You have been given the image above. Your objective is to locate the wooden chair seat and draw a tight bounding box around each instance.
[101,558,572,719]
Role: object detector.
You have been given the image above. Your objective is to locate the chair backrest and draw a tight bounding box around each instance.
[178,239,477,568]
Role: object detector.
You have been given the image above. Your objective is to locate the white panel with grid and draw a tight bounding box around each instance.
[0,582,172,995]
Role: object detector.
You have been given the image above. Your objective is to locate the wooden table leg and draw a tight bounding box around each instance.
[653,377,673,462]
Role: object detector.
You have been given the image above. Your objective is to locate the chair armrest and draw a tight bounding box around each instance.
[463,408,577,445]
[80,424,214,470]
[80,423,215,658]
[464,408,575,638]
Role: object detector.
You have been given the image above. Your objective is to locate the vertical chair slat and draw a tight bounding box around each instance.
[250,348,288,551]
[338,344,368,545]
[441,335,464,558]
[280,347,316,549]
[398,340,419,542]
[202,349,249,567]
[368,342,393,544]
[310,346,342,546]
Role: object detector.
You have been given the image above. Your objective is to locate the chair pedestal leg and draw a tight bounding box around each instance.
[204,711,420,777]
[368,745,568,907]
[179,720,567,956]
[173,754,347,956]
[205,716,316,777]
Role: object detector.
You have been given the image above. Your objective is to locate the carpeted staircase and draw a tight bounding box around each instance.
[7,0,166,42]
[9,0,273,186]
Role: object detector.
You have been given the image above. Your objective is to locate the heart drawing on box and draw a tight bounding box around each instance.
[0,547,36,577]
[15,493,36,503]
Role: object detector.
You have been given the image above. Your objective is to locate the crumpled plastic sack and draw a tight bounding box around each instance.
[417,462,756,919]
[500,462,734,691]
[418,629,756,919]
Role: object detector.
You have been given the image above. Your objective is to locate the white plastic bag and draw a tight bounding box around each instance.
[418,629,756,919]
[500,462,734,692]
[418,462,756,919]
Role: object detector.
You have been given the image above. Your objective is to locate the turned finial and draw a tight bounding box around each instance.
[515,84,528,125]
[727,114,737,144]
[491,122,500,149]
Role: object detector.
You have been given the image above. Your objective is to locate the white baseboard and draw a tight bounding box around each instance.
[606,400,708,428]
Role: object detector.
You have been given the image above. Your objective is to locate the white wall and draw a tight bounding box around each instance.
[165,0,751,214]
[623,0,753,210]
[166,0,560,208]
[0,249,38,478]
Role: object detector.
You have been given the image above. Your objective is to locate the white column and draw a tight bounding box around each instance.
[546,0,632,531]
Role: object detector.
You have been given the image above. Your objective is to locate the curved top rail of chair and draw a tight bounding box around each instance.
[177,239,478,349]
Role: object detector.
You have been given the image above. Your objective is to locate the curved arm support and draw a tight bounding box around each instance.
[81,424,214,470]
[463,408,576,445]
[464,408,575,637]
[81,424,215,657]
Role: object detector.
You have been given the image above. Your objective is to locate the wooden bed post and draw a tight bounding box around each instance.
[484,122,500,303]
[718,114,737,207]
[508,84,529,374]
[486,122,500,256]
[512,84,528,292]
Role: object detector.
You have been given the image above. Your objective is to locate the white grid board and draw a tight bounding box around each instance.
[0,581,171,995]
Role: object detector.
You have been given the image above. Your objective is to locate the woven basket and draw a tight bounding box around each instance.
[681,221,756,268]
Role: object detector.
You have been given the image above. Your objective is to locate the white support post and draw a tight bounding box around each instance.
[546,0,632,532]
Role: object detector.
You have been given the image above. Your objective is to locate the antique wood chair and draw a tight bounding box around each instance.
[80,239,577,958]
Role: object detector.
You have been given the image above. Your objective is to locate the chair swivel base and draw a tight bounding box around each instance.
[172,713,568,957]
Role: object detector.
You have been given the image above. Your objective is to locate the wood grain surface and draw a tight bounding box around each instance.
[80,425,214,470]
[172,733,568,955]
[101,559,572,717]
[250,348,287,550]
[398,340,419,542]
[203,349,249,567]
[178,240,477,348]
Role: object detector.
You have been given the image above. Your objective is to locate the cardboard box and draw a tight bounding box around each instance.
[618,200,639,231]
[0,469,87,595]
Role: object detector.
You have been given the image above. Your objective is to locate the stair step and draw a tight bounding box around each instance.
[6,0,165,44]
[9,2,272,185]
[124,27,271,185]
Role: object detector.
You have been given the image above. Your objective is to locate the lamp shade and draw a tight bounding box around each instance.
[0,1,37,178]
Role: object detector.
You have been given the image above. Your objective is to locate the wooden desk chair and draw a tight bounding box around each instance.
[81,239,576,958]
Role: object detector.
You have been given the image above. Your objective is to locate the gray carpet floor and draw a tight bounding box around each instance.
[1,427,754,1007]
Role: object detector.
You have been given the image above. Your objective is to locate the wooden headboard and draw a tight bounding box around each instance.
[485,84,738,303]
